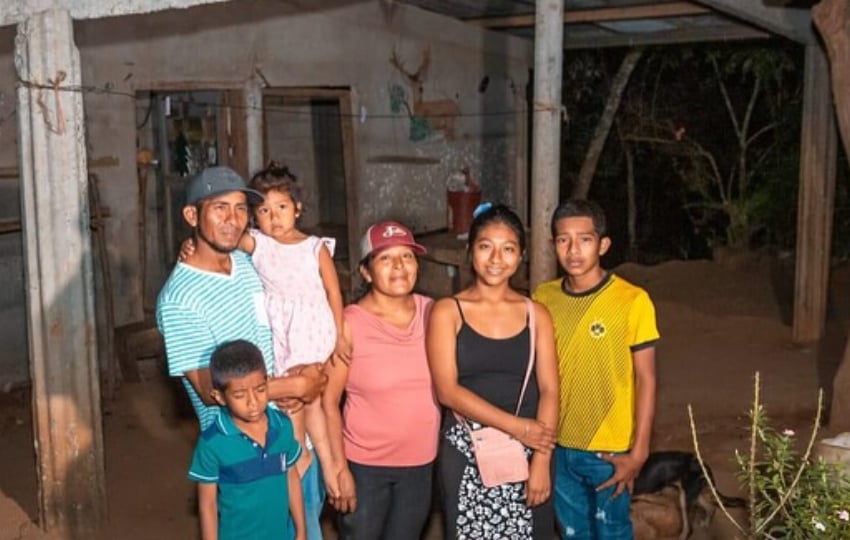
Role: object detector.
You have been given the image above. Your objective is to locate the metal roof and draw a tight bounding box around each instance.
[398,0,815,48]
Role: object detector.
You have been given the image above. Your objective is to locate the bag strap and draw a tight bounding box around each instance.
[514,297,536,416]
[453,297,537,431]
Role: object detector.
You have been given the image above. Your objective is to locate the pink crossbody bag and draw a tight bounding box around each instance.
[455,297,536,488]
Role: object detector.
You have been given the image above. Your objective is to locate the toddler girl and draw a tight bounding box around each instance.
[245,163,349,495]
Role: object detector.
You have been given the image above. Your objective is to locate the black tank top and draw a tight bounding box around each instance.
[454,298,539,421]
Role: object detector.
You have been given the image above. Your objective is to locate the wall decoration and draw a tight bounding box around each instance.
[389,47,461,141]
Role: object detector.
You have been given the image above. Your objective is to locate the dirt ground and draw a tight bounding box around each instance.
[1,255,848,540]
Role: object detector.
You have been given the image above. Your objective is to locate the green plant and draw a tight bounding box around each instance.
[689,373,850,539]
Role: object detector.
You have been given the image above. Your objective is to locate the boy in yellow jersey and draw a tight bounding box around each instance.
[532,199,659,539]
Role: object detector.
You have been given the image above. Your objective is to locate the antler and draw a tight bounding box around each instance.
[417,47,430,80]
[389,47,430,83]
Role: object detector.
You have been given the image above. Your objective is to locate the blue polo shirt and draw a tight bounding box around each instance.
[188,406,301,540]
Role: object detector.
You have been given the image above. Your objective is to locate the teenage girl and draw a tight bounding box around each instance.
[427,203,559,538]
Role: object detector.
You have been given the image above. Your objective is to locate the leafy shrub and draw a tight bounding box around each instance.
[690,373,850,539]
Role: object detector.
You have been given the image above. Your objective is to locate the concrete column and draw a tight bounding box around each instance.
[529,0,564,290]
[793,42,837,345]
[244,77,264,175]
[15,8,106,533]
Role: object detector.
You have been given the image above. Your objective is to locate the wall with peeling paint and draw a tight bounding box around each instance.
[0,0,532,386]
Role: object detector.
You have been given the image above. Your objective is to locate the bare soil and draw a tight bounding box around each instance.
[1,256,848,540]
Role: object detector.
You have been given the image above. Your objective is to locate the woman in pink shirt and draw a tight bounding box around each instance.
[324,220,440,540]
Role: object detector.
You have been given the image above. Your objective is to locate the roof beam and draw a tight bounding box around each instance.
[564,23,769,48]
[1,0,232,27]
[692,0,813,43]
[472,2,710,29]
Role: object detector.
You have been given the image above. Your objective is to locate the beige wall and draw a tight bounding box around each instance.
[0,0,532,385]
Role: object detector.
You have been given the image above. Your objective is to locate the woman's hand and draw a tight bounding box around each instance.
[514,417,556,454]
[330,466,357,513]
[525,454,552,507]
[322,463,341,500]
[178,237,196,262]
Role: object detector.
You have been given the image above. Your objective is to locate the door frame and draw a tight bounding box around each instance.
[261,87,359,298]
[141,85,248,272]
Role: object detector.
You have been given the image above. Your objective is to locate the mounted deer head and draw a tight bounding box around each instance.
[389,47,460,140]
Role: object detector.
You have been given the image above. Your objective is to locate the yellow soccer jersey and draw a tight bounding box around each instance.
[533,273,659,452]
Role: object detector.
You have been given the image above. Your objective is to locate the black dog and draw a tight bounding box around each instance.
[634,450,746,534]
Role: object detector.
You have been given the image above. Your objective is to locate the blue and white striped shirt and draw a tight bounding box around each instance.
[156,251,274,429]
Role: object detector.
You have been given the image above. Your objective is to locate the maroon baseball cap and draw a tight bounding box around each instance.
[360,221,427,260]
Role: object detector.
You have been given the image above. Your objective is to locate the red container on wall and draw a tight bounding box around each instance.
[447,189,482,235]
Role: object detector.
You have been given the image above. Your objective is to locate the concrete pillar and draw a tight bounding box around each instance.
[529,0,564,290]
[793,42,837,345]
[245,77,264,175]
[15,8,106,533]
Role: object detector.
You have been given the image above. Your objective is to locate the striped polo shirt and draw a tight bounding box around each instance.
[156,251,274,429]
[188,406,301,540]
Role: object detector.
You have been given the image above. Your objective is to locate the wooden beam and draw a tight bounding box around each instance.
[1,0,233,26]
[693,0,813,43]
[473,2,710,29]
[564,23,769,49]
[763,0,819,6]
[793,43,837,345]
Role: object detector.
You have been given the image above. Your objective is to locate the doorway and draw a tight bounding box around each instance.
[262,88,358,299]
[139,88,247,303]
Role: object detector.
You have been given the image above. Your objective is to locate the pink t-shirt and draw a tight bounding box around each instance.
[342,294,440,467]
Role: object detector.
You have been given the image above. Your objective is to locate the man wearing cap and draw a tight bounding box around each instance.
[156,166,326,431]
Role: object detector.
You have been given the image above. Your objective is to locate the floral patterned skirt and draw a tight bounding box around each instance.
[441,421,535,539]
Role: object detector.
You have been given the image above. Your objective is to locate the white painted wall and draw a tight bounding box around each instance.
[0,0,532,385]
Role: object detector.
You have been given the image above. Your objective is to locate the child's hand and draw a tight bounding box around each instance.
[178,237,196,262]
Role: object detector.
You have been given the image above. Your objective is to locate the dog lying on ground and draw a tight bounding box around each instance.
[631,450,747,540]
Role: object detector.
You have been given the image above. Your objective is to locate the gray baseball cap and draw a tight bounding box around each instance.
[184,166,264,206]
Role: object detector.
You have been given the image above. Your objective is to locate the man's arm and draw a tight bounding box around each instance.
[184,368,216,406]
[158,300,217,403]
[266,363,327,409]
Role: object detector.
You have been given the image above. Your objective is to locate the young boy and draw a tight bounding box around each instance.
[188,340,306,540]
[532,199,659,539]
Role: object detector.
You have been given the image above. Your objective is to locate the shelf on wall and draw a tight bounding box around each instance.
[366,155,440,165]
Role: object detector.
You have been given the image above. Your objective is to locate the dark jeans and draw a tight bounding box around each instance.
[337,460,433,540]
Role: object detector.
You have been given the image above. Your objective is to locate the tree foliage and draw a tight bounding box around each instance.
[623,43,802,251]
[561,42,808,261]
